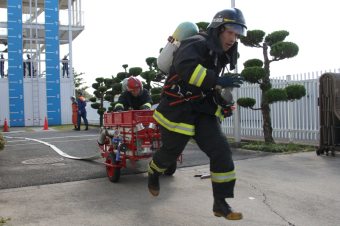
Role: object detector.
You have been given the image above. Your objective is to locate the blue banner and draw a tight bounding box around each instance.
[45,0,61,125]
[7,0,24,126]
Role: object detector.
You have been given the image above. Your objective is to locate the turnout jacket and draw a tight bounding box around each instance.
[115,88,153,111]
[153,32,238,136]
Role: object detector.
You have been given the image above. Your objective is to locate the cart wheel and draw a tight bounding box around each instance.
[106,153,121,183]
[164,161,177,176]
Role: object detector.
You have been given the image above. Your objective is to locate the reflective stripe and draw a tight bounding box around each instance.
[150,160,166,173]
[148,163,154,174]
[153,110,195,136]
[115,103,124,109]
[189,64,207,87]
[142,103,152,109]
[215,107,225,120]
[210,170,236,183]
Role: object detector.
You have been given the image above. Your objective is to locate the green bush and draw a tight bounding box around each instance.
[89,97,97,102]
[98,86,107,93]
[104,94,112,102]
[265,88,288,104]
[241,66,266,84]
[97,108,106,115]
[242,141,317,153]
[0,132,5,151]
[265,30,289,46]
[95,77,104,83]
[151,87,162,94]
[91,103,101,109]
[243,59,263,68]
[151,94,161,104]
[237,98,256,108]
[284,85,306,101]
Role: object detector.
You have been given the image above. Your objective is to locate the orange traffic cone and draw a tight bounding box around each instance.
[43,117,49,130]
[3,118,9,132]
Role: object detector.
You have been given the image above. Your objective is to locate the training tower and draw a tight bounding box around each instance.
[0,0,84,127]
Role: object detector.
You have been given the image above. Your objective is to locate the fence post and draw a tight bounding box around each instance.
[287,75,294,142]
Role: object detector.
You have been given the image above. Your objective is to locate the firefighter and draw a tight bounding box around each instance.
[70,96,78,130]
[76,91,89,131]
[147,8,247,221]
[114,76,153,112]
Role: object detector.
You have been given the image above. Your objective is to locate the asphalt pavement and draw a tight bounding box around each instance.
[0,127,339,226]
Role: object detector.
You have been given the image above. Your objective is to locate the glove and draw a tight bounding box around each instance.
[142,105,150,110]
[215,74,244,89]
[114,106,123,112]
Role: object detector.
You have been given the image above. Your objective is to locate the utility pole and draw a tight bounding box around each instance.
[231,0,242,147]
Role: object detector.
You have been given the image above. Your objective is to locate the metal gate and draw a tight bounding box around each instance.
[317,72,340,156]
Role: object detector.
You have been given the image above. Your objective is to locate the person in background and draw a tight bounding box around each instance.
[76,91,89,131]
[26,54,34,77]
[70,96,78,130]
[0,54,4,78]
[62,55,69,78]
[114,76,153,112]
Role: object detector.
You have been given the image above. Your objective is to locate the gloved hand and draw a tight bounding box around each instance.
[142,105,150,110]
[114,106,123,112]
[215,74,244,89]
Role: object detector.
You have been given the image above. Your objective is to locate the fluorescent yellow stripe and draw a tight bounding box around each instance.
[143,103,152,109]
[215,107,224,120]
[115,103,124,109]
[151,160,166,173]
[210,170,236,183]
[153,110,195,136]
[189,64,207,87]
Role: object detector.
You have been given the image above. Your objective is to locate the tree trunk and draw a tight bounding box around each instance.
[100,93,104,127]
[261,43,274,143]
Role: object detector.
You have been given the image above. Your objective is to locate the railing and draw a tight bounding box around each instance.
[221,68,340,141]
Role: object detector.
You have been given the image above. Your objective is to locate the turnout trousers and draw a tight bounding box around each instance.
[150,112,236,198]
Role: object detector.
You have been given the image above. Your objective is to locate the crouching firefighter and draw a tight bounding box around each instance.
[148,8,247,221]
[114,76,153,112]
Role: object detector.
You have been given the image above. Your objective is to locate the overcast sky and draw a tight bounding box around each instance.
[4,0,340,93]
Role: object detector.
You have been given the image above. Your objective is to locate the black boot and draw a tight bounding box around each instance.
[85,125,88,130]
[148,172,160,196]
[213,198,243,220]
[73,126,77,130]
[75,126,80,131]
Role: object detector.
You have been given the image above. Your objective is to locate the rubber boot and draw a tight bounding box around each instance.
[73,126,77,130]
[75,126,80,131]
[85,125,88,131]
[213,198,243,220]
[148,172,160,196]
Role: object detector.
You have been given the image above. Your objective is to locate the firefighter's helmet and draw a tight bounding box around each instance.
[207,8,247,36]
[126,77,143,91]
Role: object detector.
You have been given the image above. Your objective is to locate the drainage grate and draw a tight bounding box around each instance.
[22,157,64,165]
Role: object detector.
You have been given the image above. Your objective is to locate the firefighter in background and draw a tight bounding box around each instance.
[76,91,89,131]
[70,96,78,130]
[114,76,153,112]
[147,8,246,221]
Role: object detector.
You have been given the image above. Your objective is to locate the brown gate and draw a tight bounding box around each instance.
[317,73,340,156]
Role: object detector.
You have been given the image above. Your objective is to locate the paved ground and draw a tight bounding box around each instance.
[0,151,339,226]
[1,126,338,226]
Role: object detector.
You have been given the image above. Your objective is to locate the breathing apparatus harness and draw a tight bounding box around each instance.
[161,33,234,118]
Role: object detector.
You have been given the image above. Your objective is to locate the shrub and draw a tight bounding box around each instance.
[0,132,5,151]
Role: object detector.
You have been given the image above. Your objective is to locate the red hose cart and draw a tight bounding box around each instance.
[97,110,182,182]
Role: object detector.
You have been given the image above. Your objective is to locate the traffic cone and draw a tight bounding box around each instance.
[3,118,9,132]
[43,117,49,130]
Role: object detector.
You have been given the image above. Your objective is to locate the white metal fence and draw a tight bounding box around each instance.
[221,68,340,141]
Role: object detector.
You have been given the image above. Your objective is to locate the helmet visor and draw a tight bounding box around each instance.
[225,24,247,36]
